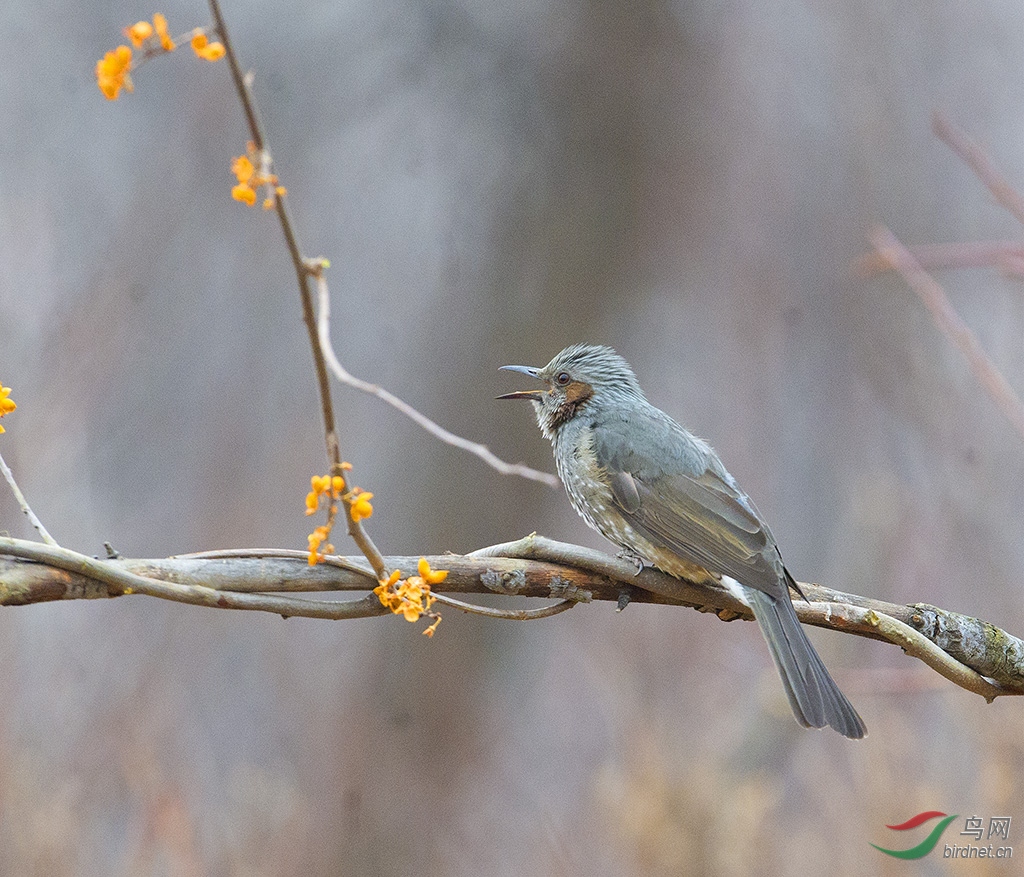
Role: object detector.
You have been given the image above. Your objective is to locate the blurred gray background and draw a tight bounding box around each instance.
[2,0,1024,874]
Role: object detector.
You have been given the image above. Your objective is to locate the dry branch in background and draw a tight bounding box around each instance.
[859,113,1024,445]
[1,535,1021,702]
[856,112,1024,278]
[869,226,1024,443]
[932,110,1024,225]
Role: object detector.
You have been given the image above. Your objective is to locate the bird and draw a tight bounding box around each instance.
[498,343,866,739]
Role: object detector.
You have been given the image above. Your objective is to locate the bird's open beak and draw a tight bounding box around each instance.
[497,364,546,400]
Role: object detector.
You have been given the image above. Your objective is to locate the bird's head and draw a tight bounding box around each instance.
[498,343,644,438]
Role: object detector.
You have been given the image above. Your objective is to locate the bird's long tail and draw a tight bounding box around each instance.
[745,577,866,739]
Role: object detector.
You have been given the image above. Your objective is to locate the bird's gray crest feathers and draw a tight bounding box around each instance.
[543,344,645,400]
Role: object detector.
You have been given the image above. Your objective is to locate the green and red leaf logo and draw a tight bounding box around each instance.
[871,811,959,859]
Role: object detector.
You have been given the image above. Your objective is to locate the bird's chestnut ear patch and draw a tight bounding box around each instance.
[564,380,593,405]
[544,379,595,430]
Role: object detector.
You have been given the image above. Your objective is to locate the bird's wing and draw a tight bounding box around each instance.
[592,418,791,600]
[593,414,864,738]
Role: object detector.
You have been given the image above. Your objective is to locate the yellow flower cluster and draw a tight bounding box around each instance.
[305,472,347,516]
[0,383,16,434]
[126,13,175,51]
[96,14,224,101]
[96,45,133,101]
[190,32,225,62]
[231,144,288,210]
[303,464,376,565]
[348,487,374,523]
[305,467,347,565]
[307,524,334,566]
[373,559,446,636]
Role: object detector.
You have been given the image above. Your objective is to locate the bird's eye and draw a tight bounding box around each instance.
[555,372,571,386]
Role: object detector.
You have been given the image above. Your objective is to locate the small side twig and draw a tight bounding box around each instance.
[0,450,58,546]
[856,114,1024,278]
[430,592,577,620]
[312,273,558,487]
[870,226,1024,443]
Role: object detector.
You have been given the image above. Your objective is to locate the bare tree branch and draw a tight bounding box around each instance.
[2,535,1021,700]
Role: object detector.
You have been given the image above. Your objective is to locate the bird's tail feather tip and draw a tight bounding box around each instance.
[748,589,867,740]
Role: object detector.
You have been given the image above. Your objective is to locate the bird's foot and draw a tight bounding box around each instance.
[616,548,648,576]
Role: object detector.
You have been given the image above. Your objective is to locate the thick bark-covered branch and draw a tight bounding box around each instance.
[1,535,1022,700]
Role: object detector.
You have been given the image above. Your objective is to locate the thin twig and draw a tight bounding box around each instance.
[430,592,577,620]
[207,2,262,153]
[211,0,555,492]
[313,274,559,486]
[182,547,378,579]
[0,450,58,546]
[207,0,335,454]
[932,111,1024,226]
[209,0,551,586]
[870,226,1024,443]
